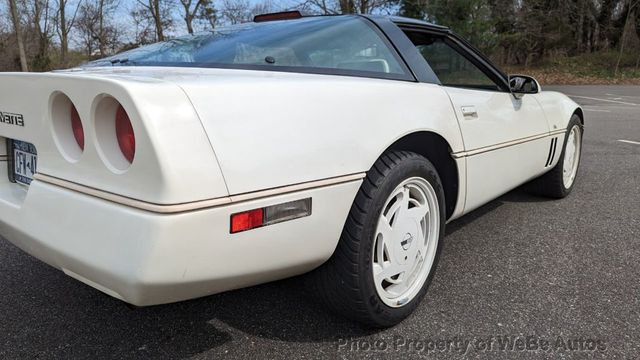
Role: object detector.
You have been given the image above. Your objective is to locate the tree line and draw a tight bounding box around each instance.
[397,0,640,71]
[0,0,276,71]
[1,0,639,73]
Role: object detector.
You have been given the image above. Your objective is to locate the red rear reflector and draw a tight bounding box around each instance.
[254,11,302,22]
[70,104,84,150]
[230,198,312,234]
[230,208,264,233]
[115,105,135,163]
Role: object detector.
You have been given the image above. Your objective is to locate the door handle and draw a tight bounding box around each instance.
[461,106,477,118]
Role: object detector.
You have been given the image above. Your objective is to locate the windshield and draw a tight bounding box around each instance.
[88,16,411,80]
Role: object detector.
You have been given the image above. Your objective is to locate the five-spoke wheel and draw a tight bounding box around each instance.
[562,124,582,189]
[372,177,440,308]
[311,151,445,327]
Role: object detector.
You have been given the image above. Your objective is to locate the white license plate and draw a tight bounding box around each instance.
[13,140,37,186]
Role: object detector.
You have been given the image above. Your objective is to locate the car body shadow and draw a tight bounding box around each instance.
[446,185,552,236]
[0,240,374,359]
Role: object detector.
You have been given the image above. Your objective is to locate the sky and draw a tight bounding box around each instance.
[0,0,298,49]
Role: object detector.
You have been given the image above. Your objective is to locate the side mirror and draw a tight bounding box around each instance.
[509,75,541,99]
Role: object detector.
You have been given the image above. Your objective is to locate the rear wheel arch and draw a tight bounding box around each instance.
[384,131,459,220]
[573,108,584,125]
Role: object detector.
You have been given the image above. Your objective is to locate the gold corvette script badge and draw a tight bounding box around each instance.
[0,112,24,127]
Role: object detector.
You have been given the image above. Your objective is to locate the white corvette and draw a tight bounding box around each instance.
[0,12,583,327]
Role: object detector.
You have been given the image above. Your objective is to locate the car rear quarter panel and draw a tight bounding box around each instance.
[177,71,465,195]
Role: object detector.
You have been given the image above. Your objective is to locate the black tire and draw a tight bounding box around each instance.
[528,115,583,198]
[309,150,446,327]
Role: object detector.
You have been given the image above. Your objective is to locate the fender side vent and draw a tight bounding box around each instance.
[545,137,558,167]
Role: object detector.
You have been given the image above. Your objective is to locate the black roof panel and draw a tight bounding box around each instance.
[369,15,449,30]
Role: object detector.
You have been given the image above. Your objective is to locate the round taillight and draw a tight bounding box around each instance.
[70,104,84,150]
[115,105,135,163]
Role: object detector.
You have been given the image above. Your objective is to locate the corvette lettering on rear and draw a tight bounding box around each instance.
[0,111,24,127]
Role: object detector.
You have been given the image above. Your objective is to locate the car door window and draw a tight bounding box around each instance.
[405,32,502,91]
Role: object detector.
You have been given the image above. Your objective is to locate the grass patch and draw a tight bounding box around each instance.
[505,51,640,85]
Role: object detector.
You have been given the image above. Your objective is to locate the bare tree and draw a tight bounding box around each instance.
[197,2,217,29]
[294,0,338,14]
[219,0,251,24]
[30,0,55,70]
[339,0,354,13]
[220,0,274,24]
[180,0,212,34]
[130,7,156,45]
[54,0,82,64]
[299,0,394,15]
[7,0,28,71]
[251,0,275,16]
[615,0,639,76]
[76,0,120,56]
[136,0,174,41]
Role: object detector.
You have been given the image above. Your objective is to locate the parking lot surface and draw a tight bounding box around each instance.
[0,85,638,359]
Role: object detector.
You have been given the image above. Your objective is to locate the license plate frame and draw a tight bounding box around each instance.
[11,140,38,186]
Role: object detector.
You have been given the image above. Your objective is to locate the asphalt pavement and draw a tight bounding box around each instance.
[0,85,638,359]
